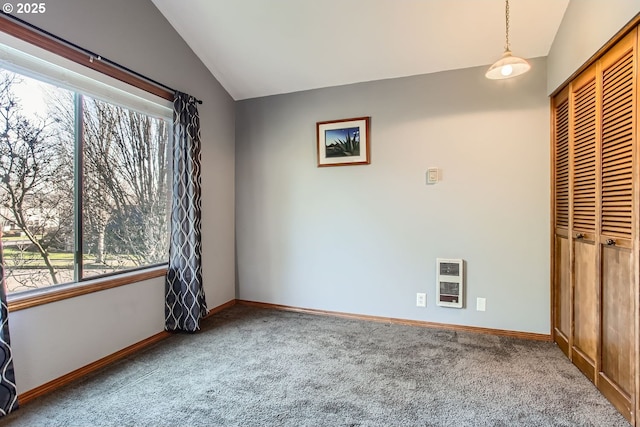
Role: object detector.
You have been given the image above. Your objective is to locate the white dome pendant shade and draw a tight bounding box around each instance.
[486,50,530,79]
[485,0,530,80]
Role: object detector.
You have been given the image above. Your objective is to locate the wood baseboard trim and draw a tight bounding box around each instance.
[236,300,552,342]
[554,330,570,356]
[598,372,633,423]
[18,299,236,406]
[571,347,596,383]
[204,299,236,319]
[18,330,170,406]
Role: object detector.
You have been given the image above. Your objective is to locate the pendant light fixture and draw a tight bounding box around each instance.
[485,0,530,79]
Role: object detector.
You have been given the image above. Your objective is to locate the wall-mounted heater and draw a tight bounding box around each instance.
[436,258,464,308]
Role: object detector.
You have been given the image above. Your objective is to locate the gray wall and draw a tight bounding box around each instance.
[15,0,637,396]
[9,0,235,394]
[236,57,550,334]
[547,0,640,94]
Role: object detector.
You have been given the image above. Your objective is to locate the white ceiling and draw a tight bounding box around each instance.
[151,0,570,101]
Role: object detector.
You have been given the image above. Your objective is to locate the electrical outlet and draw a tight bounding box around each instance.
[416,293,426,307]
[476,297,486,312]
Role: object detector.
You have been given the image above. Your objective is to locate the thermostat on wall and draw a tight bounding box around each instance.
[426,167,439,184]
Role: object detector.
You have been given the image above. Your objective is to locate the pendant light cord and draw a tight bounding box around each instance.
[504,0,510,52]
[485,0,530,79]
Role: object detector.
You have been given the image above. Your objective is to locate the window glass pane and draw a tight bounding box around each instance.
[0,69,75,293]
[0,65,171,295]
[81,95,170,278]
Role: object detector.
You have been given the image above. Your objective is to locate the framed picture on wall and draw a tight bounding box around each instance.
[316,116,370,167]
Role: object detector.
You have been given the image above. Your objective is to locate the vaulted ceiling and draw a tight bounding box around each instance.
[152,0,570,100]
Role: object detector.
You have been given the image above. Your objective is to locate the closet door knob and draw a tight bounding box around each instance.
[575,233,584,239]
[606,239,616,246]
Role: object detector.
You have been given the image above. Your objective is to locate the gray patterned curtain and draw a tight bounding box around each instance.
[0,231,18,416]
[165,92,207,332]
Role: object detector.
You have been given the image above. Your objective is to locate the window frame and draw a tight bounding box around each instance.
[0,15,173,312]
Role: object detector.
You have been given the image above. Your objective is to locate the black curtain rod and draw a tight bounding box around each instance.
[1,12,203,104]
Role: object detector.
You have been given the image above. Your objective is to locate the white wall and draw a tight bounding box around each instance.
[547,0,640,94]
[236,57,550,334]
[9,0,235,394]
[11,278,165,394]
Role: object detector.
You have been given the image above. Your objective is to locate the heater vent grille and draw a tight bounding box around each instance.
[436,258,464,309]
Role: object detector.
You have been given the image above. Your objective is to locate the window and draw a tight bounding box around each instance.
[0,34,172,296]
[80,94,170,280]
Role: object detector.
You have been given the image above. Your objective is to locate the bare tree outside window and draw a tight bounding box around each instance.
[0,68,171,294]
[81,96,170,278]
[0,71,74,292]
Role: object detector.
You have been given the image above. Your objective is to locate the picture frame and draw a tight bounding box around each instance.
[316,116,370,167]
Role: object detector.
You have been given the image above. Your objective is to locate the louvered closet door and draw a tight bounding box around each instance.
[553,86,571,357]
[571,65,598,381]
[598,29,636,422]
